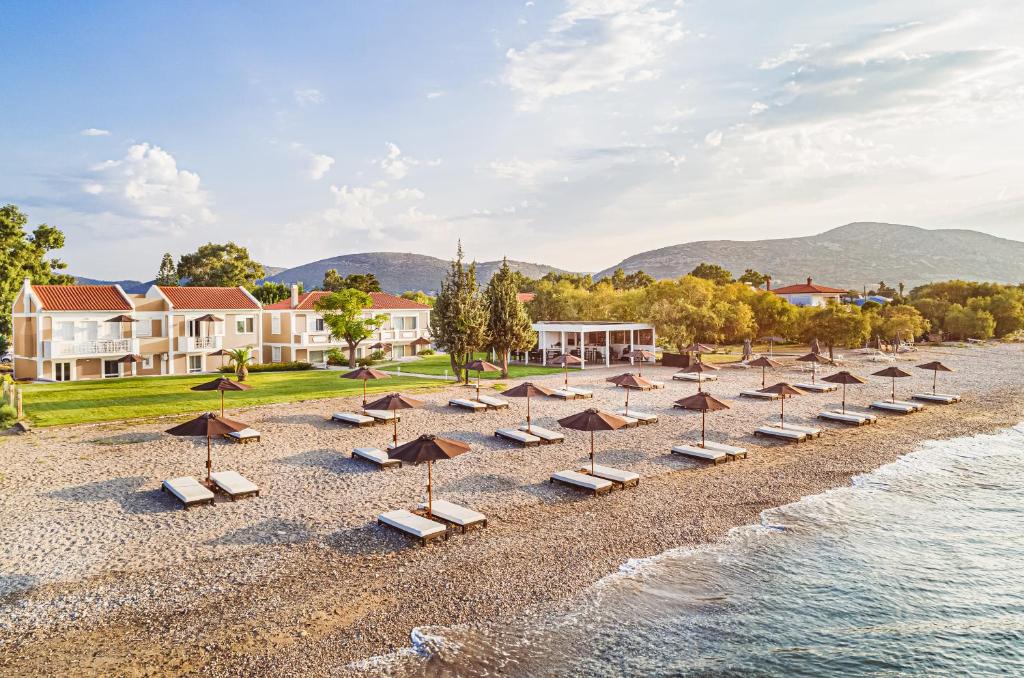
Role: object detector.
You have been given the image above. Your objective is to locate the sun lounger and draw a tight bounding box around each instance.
[417,499,487,532]
[766,423,822,438]
[495,428,541,447]
[673,373,718,382]
[517,425,565,444]
[911,393,961,404]
[616,413,640,428]
[613,409,658,425]
[565,386,594,398]
[476,394,510,409]
[352,447,402,469]
[703,440,748,459]
[671,444,728,464]
[549,389,580,400]
[378,509,448,546]
[331,411,376,427]
[449,398,487,412]
[224,427,261,443]
[580,464,640,489]
[550,470,613,495]
[754,426,808,442]
[209,471,260,500]
[793,383,838,393]
[818,410,876,425]
[364,409,401,423]
[648,380,666,389]
[739,390,781,400]
[161,476,215,508]
[869,401,923,414]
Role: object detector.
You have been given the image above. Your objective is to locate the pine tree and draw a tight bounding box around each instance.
[430,243,487,382]
[485,258,535,377]
[155,253,178,286]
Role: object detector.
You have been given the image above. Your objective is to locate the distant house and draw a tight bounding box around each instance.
[516,292,536,303]
[771,277,846,307]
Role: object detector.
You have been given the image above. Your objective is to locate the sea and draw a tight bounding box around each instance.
[354,423,1024,677]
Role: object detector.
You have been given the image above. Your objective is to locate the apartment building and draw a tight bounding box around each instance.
[262,285,432,365]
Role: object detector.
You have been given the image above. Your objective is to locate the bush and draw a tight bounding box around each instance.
[357,357,374,367]
[417,348,435,356]
[0,404,17,429]
[326,348,347,366]
[369,349,386,362]
[219,361,313,374]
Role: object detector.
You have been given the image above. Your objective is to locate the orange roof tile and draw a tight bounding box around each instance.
[517,292,536,303]
[771,277,847,296]
[158,286,260,310]
[31,285,132,312]
[263,290,430,311]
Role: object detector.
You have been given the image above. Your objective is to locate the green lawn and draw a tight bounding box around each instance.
[377,353,569,380]
[20,370,440,427]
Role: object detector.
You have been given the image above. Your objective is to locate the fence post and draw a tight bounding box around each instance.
[16,388,23,419]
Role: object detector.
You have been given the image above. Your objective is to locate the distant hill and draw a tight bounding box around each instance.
[596,223,1024,289]
[265,252,571,294]
[73,276,151,294]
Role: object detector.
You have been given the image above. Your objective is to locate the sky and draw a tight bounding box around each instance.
[2,0,1023,280]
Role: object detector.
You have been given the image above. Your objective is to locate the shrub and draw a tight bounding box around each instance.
[357,357,373,367]
[326,348,346,366]
[492,382,507,391]
[417,348,435,356]
[0,404,17,429]
[369,350,386,362]
[219,361,313,374]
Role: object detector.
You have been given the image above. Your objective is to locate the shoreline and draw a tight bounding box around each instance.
[1,345,1022,676]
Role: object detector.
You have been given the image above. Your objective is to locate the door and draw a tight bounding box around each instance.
[103,360,120,378]
[393,344,406,358]
[309,350,324,364]
[54,362,71,381]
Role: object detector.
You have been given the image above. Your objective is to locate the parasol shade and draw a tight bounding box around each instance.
[674,391,731,447]
[822,370,867,414]
[165,412,250,482]
[341,366,391,406]
[558,408,629,473]
[748,355,782,387]
[387,434,470,518]
[364,392,424,447]
[502,381,553,432]
[118,354,144,364]
[759,382,807,427]
[190,376,251,392]
[194,314,224,323]
[106,314,138,323]
[917,360,953,394]
[606,373,653,409]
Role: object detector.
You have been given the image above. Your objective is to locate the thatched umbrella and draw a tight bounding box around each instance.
[758,336,786,356]
[681,343,716,364]
[548,353,582,388]
[759,382,808,428]
[166,412,250,483]
[502,382,553,433]
[118,353,144,364]
[340,366,390,407]
[821,371,867,414]
[795,352,833,384]
[872,366,913,403]
[464,359,501,400]
[208,348,233,370]
[388,434,469,518]
[678,360,719,392]
[748,356,782,388]
[625,349,655,376]
[674,392,731,448]
[364,392,425,447]
[607,373,653,411]
[190,376,252,416]
[558,408,628,474]
[410,336,432,355]
[916,361,953,395]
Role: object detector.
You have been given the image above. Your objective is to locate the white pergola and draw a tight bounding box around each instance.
[525,321,656,370]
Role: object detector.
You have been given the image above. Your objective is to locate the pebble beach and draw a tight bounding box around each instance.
[1,343,1022,676]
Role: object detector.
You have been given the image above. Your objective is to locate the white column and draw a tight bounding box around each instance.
[579,330,585,370]
[605,330,610,366]
[560,330,565,356]
[629,329,635,365]
[541,331,547,365]
[166,313,175,375]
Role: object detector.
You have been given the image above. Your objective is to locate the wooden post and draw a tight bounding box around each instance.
[16,388,23,419]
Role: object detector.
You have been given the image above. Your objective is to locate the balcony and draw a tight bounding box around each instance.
[378,329,427,342]
[43,338,139,359]
[176,335,223,353]
[295,331,337,346]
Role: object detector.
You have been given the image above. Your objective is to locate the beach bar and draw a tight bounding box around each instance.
[516,321,656,370]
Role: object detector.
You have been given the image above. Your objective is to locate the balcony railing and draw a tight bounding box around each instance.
[176,335,223,352]
[295,331,336,346]
[43,338,139,359]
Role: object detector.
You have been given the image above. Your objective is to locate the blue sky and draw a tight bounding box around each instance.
[2,0,1022,280]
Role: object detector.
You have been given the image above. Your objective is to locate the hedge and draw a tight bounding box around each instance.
[219,361,314,374]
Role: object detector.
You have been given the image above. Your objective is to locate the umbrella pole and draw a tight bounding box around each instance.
[206,435,212,482]
[701,410,706,448]
[393,416,398,447]
[892,376,896,403]
[933,370,937,394]
[762,366,766,388]
[220,390,225,417]
[526,395,532,433]
[590,430,595,474]
[625,388,630,411]
[780,396,785,428]
[363,379,367,408]
[564,364,568,388]
[427,460,433,518]
[842,383,847,414]
[477,371,481,401]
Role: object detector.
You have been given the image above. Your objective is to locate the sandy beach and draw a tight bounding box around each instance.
[1,343,1022,676]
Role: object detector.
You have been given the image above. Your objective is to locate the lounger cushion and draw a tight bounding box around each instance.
[417,499,486,528]
[912,393,960,403]
[819,411,875,425]
[755,426,807,440]
[162,476,214,505]
[673,373,718,382]
[226,427,260,440]
[496,428,541,445]
[766,423,821,437]
[332,412,375,425]
[740,390,780,399]
[671,444,727,462]
[586,464,640,486]
[209,471,259,497]
[565,387,593,398]
[353,447,400,466]
[379,509,447,539]
[870,401,921,413]
[364,409,401,421]
[477,395,510,408]
[549,389,578,399]
[449,398,486,410]
[613,409,658,423]
[551,470,613,492]
[648,380,666,389]
[701,441,748,456]
[518,425,565,442]
[794,383,838,393]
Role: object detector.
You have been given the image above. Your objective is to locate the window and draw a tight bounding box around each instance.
[54,362,71,381]
[271,313,281,334]
[103,360,120,378]
[309,350,324,364]
[57,321,75,341]
[135,319,152,337]
[142,355,153,369]
[394,316,417,330]
[271,346,282,362]
[314,317,325,332]
[235,316,255,334]
[188,355,203,373]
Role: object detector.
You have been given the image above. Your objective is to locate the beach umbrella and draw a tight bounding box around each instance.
[872,366,913,403]
[759,382,808,428]
[607,373,653,410]
[748,356,782,388]
[105,314,138,323]
[795,352,833,384]
[340,366,390,407]
[410,336,432,354]
[387,434,469,518]
[190,376,252,416]
[558,408,628,474]
[464,359,501,400]
[364,392,425,447]
[674,391,731,448]
[678,360,720,392]
[625,349,656,376]
[681,343,716,364]
[166,412,250,483]
[208,348,232,370]
[549,353,582,387]
[502,382,553,433]
[742,339,753,361]
[821,370,867,414]
[118,354,144,364]
[758,336,786,356]
[916,361,953,395]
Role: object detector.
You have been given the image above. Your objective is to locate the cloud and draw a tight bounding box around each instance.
[308,153,335,180]
[426,90,446,99]
[704,130,723,147]
[504,0,684,110]
[378,142,440,180]
[487,157,560,189]
[294,88,324,106]
[80,128,110,137]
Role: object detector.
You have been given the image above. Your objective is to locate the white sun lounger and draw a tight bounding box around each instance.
[495,428,541,447]
[417,499,487,532]
[517,425,565,444]
[449,398,487,412]
[352,447,402,469]
[818,410,877,425]
[378,509,448,546]
[615,414,640,428]
[224,427,261,443]
[580,464,640,489]
[476,394,510,409]
[673,373,718,382]
[209,471,260,500]
[671,444,728,464]
[549,389,581,400]
[565,386,594,398]
[739,390,781,400]
[794,383,838,393]
[766,423,822,438]
[912,393,961,404]
[648,380,666,389]
[613,409,658,425]
[161,476,215,508]
[331,411,376,427]
[870,401,923,414]
[754,426,809,442]
[364,409,401,422]
[703,440,748,459]
[550,470,613,495]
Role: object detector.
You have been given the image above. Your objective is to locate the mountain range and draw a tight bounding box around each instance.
[74,223,1024,294]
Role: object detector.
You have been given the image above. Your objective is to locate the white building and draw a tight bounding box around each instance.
[771,277,846,307]
[522,321,657,369]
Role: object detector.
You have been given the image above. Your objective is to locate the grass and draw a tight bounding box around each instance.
[377,352,567,380]
[20,370,440,428]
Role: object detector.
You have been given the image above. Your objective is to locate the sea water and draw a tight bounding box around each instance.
[357,424,1024,677]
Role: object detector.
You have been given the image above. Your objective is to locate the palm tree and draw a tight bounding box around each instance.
[226,346,255,381]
